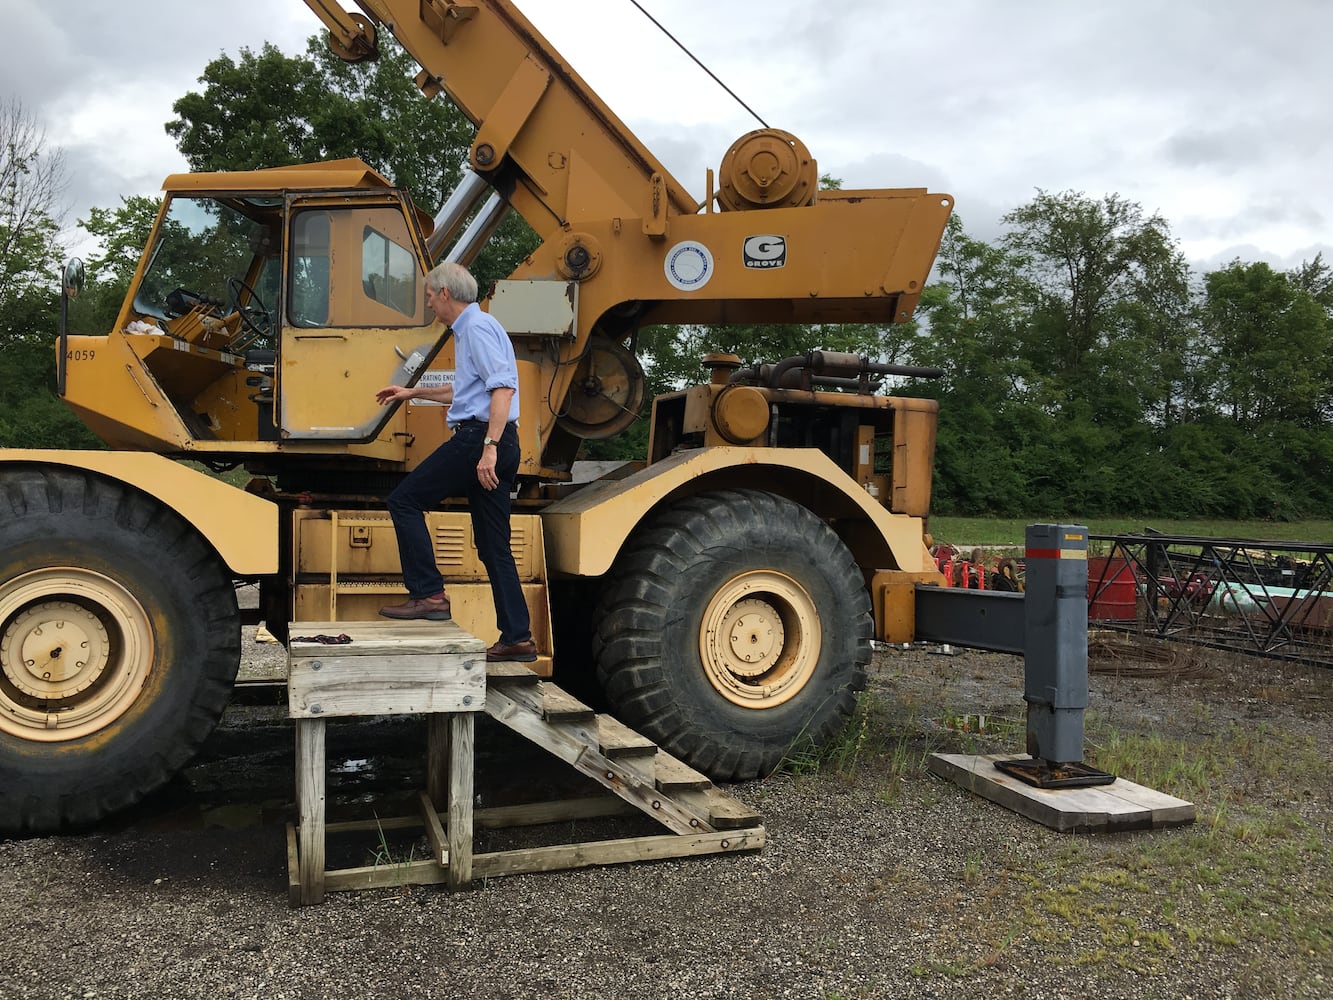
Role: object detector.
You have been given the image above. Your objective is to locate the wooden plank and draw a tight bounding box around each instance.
[596,715,658,758]
[485,686,711,835]
[287,652,485,718]
[488,679,601,750]
[289,619,485,657]
[285,823,302,907]
[471,827,767,879]
[485,662,541,686]
[418,790,449,866]
[294,717,326,905]
[474,796,638,828]
[702,786,762,830]
[541,686,596,723]
[653,752,712,792]
[325,858,449,893]
[426,714,448,809]
[928,753,1196,833]
[332,796,638,838]
[447,713,475,889]
[326,813,422,836]
[322,826,767,891]
[488,672,545,715]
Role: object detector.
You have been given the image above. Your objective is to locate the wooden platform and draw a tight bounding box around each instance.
[928,753,1196,833]
[287,619,485,905]
[285,619,764,904]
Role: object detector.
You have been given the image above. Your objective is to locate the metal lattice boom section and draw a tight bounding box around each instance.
[1088,533,1333,668]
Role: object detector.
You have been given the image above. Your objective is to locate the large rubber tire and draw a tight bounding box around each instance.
[592,489,871,780]
[0,467,240,833]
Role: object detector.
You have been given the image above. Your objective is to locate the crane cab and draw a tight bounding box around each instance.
[60,159,439,459]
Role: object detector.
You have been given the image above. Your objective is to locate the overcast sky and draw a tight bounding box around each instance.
[6,0,1330,273]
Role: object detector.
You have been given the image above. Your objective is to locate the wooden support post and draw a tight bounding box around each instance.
[447,712,475,889]
[295,717,327,905]
[426,713,449,810]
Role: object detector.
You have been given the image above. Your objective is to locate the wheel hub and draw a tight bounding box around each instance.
[3,602,111,700]
[700,570,820,709]
[718,598,785,676]
[0,568,153,741]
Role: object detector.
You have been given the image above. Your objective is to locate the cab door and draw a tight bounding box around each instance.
[278,196,441,440]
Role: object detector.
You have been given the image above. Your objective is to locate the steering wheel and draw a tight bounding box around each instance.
[227,276,273,345]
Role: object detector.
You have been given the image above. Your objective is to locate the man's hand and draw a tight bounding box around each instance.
[477,443,499,491]
[376,384,412,405]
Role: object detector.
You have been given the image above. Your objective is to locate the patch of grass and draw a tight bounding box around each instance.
[1086,720,1326,803]
[780,690,899,782]
[934,711,1025,755]
[931,515,1333,547]
[369,813,418,871]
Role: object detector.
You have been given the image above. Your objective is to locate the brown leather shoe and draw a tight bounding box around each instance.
[379,593,451,621]
[485,638,537,662]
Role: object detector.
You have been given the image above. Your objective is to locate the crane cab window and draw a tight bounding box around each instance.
[288,206,427,328]
[362,226,418,316]
[134,195,280,330]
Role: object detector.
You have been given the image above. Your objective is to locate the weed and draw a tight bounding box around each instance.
[369,813,418,870]
[778,690,894,781]
[962,850,982,885]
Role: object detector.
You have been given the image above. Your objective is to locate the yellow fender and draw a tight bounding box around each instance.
[541,446,933,578]
[0,450,278,575]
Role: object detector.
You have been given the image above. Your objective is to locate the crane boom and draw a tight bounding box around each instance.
[311,0,699,237]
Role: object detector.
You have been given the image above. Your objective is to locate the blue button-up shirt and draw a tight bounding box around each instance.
[447,302,521,427]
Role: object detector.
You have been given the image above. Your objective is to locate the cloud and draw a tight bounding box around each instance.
[9,0,1331,272]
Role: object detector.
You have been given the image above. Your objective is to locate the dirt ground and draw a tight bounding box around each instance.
[0,633,1329,1000]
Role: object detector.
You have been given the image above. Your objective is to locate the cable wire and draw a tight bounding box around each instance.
[626,1,769,129]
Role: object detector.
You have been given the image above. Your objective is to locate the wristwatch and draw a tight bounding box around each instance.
[482,436,498,447]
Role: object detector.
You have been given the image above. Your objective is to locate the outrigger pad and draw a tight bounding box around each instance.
[993,757,1116,789]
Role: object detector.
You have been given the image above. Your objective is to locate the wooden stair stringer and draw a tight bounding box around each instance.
[483,667,762,837]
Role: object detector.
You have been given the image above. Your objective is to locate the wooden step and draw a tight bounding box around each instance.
[481,678,763,838]
[486,662,541,686]
[541,685,596,724]
[701,786,763,830]
[653,753,712,793]
[596,715,658,760]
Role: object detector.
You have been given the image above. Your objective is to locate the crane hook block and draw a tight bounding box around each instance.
[717,129,818,212]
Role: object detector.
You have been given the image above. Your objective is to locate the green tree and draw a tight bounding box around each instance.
[165,35,537,283]
[909,214,1037,514]
[0,100,100,448]
[1001,190,1192,429]
[67,195,162,334]
[1289,252,1333,311]
[0,100,65,349]
[989,191,1196,515]
[1199,260,1332,427]
[167,36,472,214]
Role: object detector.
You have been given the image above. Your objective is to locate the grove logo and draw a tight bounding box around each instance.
[743,235,787,269]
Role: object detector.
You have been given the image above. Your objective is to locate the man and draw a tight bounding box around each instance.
[375,262,536,663]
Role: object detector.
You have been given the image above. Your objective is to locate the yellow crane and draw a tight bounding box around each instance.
[0,0,952,833]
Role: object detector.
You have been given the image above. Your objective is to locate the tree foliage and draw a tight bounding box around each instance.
[0,100,66,349]
[911,197,1333,520]
[164,34,537,288]
[0,100,98,448]
[167,37,472,213]
[12,32,1332,516]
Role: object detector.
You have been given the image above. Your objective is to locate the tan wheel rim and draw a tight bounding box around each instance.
[698,570,820,709]
[0,568,154,742]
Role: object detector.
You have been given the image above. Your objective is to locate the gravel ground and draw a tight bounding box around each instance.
[1,635,1330,1000]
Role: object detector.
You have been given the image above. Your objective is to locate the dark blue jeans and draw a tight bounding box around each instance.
[386,420,531,644]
